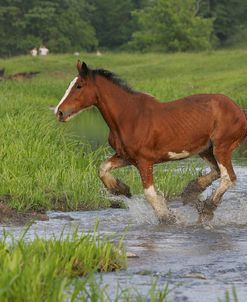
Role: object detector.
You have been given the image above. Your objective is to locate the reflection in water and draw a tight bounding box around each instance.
[66,109,109,148]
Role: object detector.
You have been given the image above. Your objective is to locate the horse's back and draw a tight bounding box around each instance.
[135,93,246,160]
[163,93,239,113]
[162,93,246,127]
[164,93,247,148]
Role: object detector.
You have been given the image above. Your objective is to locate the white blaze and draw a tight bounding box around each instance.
[54,77,78,114]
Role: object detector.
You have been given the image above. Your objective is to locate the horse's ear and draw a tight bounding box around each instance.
[81,62,89,77]
[76,60,81,73]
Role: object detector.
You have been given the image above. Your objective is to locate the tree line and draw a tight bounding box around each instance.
[0,0,247,56]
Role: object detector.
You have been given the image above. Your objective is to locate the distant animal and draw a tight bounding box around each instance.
[55,61,247,223]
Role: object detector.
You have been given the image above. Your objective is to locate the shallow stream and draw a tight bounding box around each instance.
[1,163,247,301]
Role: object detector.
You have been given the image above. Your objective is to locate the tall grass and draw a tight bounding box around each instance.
[0,50,246,212]
[0,227,172,302]
[0,103,110,211]
[0,227,127,302]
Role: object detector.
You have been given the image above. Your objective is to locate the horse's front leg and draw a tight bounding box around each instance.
[137,161,176,223]
[99,154,131,197]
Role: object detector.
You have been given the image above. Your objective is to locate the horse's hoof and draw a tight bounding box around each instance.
[111,179,132,198]
[111,189,132,198]
[197,215,214,229]
[197,199,216,225]
[125,190,132,198]
[198,211,214,224]
[117,179,132,198]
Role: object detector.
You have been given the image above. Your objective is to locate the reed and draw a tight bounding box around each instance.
[0,227,127,302]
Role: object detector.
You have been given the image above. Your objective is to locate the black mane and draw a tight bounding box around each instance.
[92,68,137,94]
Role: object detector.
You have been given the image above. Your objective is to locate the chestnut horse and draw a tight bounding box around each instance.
[55,61,247,223]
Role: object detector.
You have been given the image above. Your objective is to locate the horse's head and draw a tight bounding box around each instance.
[55,61,97,122]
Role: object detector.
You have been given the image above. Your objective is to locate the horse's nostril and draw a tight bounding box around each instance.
[58,110,63,118]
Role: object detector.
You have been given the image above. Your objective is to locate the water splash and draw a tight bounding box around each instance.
[123,196,202,227]
[124,195,160,225]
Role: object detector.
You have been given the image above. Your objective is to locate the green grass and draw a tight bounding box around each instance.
[0,227,172,302]
[0,50,246,212]
[219,287,239,302]
[0,227,127,302]
[76,278,170,302]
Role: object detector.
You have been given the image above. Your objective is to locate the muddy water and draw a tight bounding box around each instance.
[1,164,247,301]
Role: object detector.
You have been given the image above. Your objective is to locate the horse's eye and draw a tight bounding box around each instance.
[76,84,82,89]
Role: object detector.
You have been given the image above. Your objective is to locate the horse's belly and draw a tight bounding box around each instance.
[140,134,211,163]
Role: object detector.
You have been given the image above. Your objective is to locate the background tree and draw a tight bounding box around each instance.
[88,0,138,49]
[0,0,97,56]
[1,0,247,56]
[197,0,247,45]
[129,0,214,51]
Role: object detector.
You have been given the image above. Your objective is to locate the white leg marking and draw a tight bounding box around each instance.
[168,150,190,159]
[99,161,112,178]
[144,186,170,219]
[99,161,117,189]
[144,185,157,200]
[212,163,232,202]
[218,164,231,181]
[54,77,78,114]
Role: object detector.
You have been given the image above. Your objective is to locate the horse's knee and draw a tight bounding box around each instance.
[99,160,131,197]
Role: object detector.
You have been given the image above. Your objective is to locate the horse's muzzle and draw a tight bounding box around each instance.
[57,110,65,122]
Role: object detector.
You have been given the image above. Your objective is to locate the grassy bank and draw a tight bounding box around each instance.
[0,50,246,212]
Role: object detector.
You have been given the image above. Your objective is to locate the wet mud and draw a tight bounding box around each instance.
[0,69,40,81]
[0,195,48,225]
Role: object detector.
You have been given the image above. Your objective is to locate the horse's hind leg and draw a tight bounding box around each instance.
[99,154,131,197]
[198,148,221,189]
[198,148,236,222]
[182,147,220,204]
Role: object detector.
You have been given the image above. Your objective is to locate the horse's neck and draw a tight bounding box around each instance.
[95,78,138,131]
